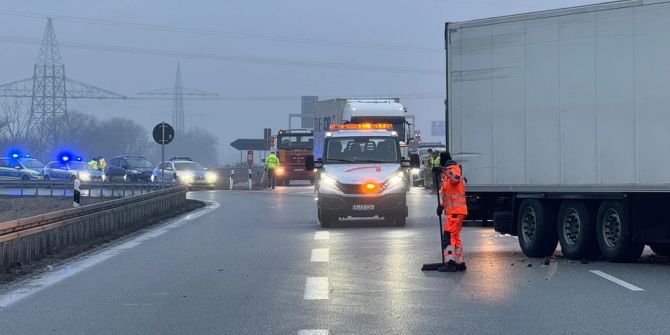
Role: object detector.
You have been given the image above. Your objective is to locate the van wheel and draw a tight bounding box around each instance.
[21,175,29,181]
[557,200,599,260]
[517,199,558,258]
[318,208,337,228]
[596,201,643,262]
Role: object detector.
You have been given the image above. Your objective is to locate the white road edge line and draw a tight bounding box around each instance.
[304,277,329,300]
[314,231,330,240]
[590,270,644,291]
[298,330,329,335]
[0,200,221,309]
[310,248,330,262]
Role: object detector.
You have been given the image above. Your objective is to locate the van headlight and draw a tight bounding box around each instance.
[383,171,406,192]
[320,173,337,186]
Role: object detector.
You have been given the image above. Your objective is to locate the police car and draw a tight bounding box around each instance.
[0,154,44,180]
[43,159,105,182]
[151,158,217,188]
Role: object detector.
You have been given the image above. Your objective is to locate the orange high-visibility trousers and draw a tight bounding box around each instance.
[444,213,466,264]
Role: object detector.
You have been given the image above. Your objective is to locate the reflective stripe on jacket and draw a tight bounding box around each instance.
[88,160,98,170]
[440,164,467,215]
[265,154,279,169]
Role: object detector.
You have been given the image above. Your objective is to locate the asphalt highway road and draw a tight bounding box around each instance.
[1,187,670,334]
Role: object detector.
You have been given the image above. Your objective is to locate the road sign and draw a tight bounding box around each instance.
[247,150,254,167]
[153,122,175,145]
[431,121,446,136]
[230,139,268,151]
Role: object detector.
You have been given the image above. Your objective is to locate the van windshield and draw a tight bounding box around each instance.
[324,137,399,164]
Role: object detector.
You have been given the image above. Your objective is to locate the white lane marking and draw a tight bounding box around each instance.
[0,201,220,309]
[304,277,329,300]
[298,330,329,335]
[314,231,330,240]
[424,194,433,198]
[590,270,644,291]
[310,248,330,262]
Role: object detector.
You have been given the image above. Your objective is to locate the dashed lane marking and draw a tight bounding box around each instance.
[590,270,644,291]
[314,231,330,240]
[298,330,329,335]
[310,248,330,262]
[304,277,330,300]
[0,201,221,309]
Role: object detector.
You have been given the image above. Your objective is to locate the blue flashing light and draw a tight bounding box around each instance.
[76,156,83,161]
[11,153,19,159]
[61,155,70,162]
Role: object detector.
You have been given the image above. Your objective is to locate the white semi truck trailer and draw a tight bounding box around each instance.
[447,0,670,262]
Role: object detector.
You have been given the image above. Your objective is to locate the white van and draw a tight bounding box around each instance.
[307,123,415,227]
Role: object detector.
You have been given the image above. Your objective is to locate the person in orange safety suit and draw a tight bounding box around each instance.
[436,151,468,272]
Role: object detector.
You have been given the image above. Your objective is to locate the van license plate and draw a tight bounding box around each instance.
[353,205,374,211]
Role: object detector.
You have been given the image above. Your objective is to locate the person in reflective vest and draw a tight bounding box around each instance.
[436,151,468,272]
[88,158,99,170]
[265,151,280,189]
[431,150,441,194]
[422,149,433,190]
[98,157,107,172]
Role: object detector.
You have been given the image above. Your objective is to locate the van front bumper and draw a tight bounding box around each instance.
[317,193,407,218]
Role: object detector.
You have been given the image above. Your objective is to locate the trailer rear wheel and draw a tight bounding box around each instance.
[557,201,599,260]
[650,243,670,256]
[596,201,643,262]
[517,199,558,257]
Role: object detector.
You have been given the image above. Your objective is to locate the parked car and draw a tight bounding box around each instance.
[0,156,43,180]
[151,159,217,188]
[43,161,104,182]
[105,155,155,182]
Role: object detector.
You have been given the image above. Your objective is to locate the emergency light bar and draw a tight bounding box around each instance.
[328,123,393,130]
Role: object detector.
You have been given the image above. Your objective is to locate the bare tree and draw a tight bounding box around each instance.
[0,99,29,143]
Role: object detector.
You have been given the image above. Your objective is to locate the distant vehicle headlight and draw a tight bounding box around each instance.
[276,167,285,176]
[411,168,420,175]
[180,171,194,184]
[150,175,155,182]
[78,171,91,182]
[205,171,217,183]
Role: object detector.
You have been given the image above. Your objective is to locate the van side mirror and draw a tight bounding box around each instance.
[305,155,323,171]
[305,155,315,170]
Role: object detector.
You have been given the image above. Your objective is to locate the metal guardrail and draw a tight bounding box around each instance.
[0,186,187,242]
[0,180,175,197]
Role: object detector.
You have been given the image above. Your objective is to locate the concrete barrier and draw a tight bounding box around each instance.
[0,186,188,271]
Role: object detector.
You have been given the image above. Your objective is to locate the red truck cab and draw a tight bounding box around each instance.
[276,129,315,185]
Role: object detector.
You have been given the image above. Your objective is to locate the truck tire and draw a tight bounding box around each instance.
[650,243,670,256]
[557,200,599,260]
[493,211,513,234]
[517,199,558,258]
[318,208,337,228]
[596,201,643,262]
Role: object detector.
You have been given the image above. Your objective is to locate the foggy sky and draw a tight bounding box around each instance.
[0,0,601,164]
